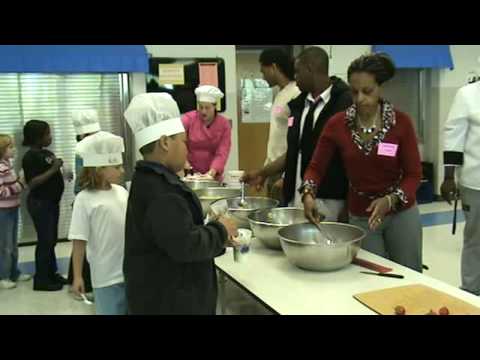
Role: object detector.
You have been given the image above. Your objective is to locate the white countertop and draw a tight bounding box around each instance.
[215,238,480,315]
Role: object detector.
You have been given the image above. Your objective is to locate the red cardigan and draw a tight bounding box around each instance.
[304,107,422,217]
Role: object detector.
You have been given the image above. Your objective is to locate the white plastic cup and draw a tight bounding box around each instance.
[233,228,252,263]
[233,245,250,263]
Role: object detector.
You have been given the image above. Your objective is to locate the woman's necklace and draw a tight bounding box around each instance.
[357,107,380,134]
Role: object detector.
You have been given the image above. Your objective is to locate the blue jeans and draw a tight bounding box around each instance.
[93,282,128,315]
[0,207,21,281]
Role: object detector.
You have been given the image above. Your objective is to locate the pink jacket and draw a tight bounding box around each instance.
[182,110,232,179]
[0,159,24,208]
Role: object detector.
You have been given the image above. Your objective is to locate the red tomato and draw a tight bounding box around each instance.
[394,306,406,315]
[439,307,450,315]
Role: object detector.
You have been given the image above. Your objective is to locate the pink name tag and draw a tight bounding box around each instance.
[288,117,294,127]
[378,142,398,157]
[273,105,284,116]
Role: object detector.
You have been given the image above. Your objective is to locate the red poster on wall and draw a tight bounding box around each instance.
[198,63,219,87]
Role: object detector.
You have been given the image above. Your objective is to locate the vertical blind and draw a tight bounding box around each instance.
[0,73,127,243]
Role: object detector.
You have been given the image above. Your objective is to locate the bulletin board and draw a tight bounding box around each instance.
[146,57,226,114]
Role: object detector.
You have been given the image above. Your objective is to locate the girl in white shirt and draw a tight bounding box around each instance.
[68,131,128,315]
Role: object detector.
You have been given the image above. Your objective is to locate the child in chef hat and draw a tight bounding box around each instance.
[72,109,101,194]
[67,109,101,299]
[68,131,129,315]
[122,93,239,315]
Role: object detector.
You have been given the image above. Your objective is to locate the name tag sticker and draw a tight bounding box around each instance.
[273,105,284,116]
[378,143,398,157]
[288,117,294,127]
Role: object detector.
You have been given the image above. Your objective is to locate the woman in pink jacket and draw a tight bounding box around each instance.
[182,85,232,180]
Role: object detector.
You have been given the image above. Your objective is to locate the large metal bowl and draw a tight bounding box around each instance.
[194,187,242,216]
[212,196,279,229]
[279,223,366,272]
[248,207,311,250]
[183,178,220,191]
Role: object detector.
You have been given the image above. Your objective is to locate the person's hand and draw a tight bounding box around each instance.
[303,193,323,224]
[218,215,239,240]
[71,277,85,297]
[366,196,391,231]
[441,179,458,205]
[273,178,284,192]
[52,158,63,171]
[241,170,266,191]
[225,235,241,248]
[207,169,217,179]
[183,161,193,176]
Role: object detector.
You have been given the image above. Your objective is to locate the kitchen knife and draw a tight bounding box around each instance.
[360,271,404,279]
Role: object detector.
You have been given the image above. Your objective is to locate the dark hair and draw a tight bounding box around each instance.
[22,120,49,147]
[297,47,329,74]
[76,132,96,143]
[259,48,295,80]
[139,134,182,156]
[347,53,396,85]
[139,141,156,156]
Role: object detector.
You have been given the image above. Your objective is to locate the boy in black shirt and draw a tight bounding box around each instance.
[123,93,239,314]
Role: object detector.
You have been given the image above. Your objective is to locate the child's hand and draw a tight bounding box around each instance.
[52,158,63,171]
[218,216,238,240]
[225,236,241,248]
[71,277,85,297]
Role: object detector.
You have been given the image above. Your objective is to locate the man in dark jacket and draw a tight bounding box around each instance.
[242,47,352,221]
[123,93,238,315]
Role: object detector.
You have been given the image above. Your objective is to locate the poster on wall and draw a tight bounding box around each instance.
[199,63,219,87]
[158,64,185,85]
[241,78,273,123]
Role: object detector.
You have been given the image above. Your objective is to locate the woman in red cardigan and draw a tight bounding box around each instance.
[301,53,423,272]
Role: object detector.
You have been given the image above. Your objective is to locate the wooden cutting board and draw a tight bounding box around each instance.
[354,284,480,315]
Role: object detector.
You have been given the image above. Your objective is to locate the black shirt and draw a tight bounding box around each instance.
[124,161,227,314]
[22,149,65,203]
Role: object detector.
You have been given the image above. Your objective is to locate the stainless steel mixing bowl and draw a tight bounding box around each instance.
[183,178,220,191]
[212,196,279,229]
[194,187,242,216]
[248,207,311,250]
[278,222,366,271]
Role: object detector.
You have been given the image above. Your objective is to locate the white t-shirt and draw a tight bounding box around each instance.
[68,184,128,289]
[265,82,301,165]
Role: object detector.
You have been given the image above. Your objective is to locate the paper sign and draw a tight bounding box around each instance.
[199,63,219,87]
[288,117,294,127]
[158,64,185,85]
[378,143,398,157]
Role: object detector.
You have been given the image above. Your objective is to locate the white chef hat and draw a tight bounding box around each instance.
[124,93,184,152]
[195,85,224,104]
[76,131,125,167]
[72,109,101,136]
